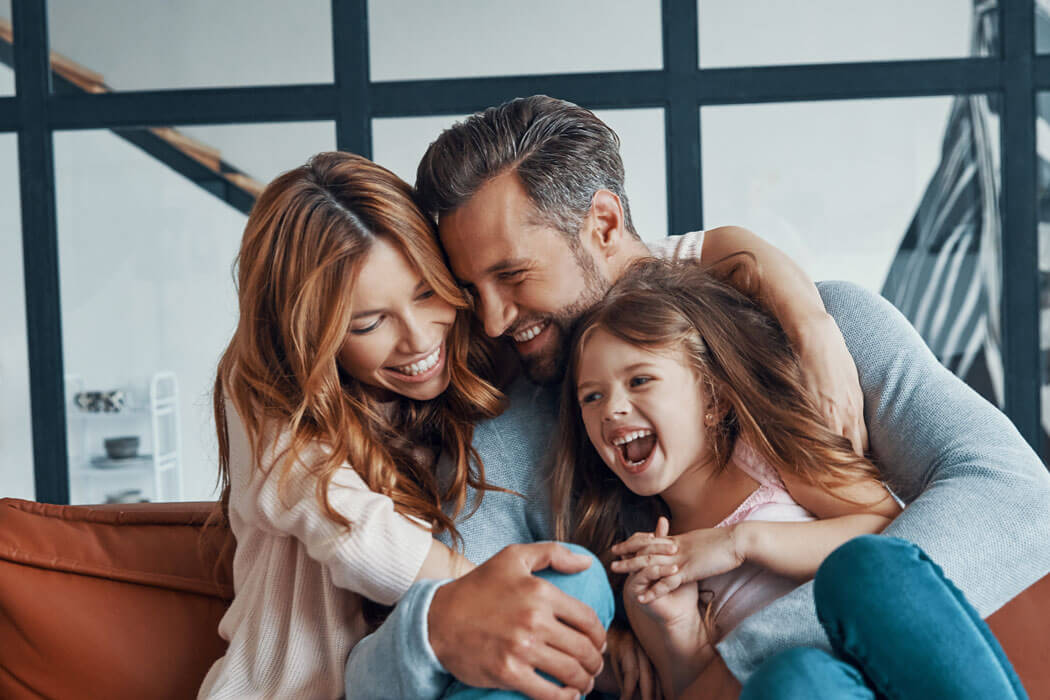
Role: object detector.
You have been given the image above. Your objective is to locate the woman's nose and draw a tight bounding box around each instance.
[400,311,435,354]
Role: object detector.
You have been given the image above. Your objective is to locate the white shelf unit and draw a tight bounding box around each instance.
[66,371,183,504]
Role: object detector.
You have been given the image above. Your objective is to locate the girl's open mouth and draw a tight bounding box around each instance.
[611,430,658,474]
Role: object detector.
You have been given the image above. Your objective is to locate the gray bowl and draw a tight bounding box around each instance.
[103,436,140,459]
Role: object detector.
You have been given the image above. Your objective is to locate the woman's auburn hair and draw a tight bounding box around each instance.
[212,151,506,547]
[551,256,882,568]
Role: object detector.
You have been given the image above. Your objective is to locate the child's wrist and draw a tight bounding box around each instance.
[729,521,756,565]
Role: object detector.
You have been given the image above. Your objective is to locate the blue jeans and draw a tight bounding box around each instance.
[741,535,1027,699]
[440,542,614,699]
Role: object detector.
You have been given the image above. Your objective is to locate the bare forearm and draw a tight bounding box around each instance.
[417,538,475,581]
[679,654,741,700]
[700,225,826,342]
[734,514,892,581]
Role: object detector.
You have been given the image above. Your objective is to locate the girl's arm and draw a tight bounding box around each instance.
[418,538,476,580]
[613,478,900,594]
[737,468,901,581]
[699,225,867,454]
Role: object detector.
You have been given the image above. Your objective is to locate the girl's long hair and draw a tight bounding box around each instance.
[551,257,881,572]
[210,151,505,550]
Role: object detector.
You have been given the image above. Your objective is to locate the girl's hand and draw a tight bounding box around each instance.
[606,627,661,700]
[611,517,745,602]
[622,561,708,700]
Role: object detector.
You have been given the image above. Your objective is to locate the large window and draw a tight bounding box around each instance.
[2,0,1044,503]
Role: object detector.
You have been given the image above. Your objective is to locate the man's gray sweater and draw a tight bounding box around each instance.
[345,281,1050,697]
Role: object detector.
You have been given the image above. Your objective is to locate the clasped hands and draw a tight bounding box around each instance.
[611,516,744,612]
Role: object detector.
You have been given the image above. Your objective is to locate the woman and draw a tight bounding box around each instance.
[199,151,513,698]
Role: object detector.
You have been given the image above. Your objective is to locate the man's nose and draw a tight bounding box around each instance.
[478,288,515,338]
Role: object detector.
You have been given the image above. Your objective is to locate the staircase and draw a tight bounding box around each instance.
[0,18,262,214]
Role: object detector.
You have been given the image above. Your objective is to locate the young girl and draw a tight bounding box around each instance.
[198,152,509,698]
[552,257,902,698]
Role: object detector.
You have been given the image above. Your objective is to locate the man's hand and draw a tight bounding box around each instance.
[795,312,867,455]
[427,542,606,700]
[605,627,660,700]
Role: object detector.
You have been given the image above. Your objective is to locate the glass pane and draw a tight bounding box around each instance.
[699,0,979,68]
[1,132,33,500]
[1037,92,1050,460]
[47,0,332,93]
[372,108,668,243]
[1038,0,1050,54]
[368,0,662,81]
[702,95,1004,409]
[0,0,13,96]
[55,122,335,504]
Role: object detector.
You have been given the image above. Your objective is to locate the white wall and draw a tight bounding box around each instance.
[699,0,971,67]
[367,0,662,81]
[1,94,35,500]
[47,0,333,91]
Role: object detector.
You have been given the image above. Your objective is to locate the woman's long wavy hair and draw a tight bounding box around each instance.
[551,257,881,574]
[211,151,505,551]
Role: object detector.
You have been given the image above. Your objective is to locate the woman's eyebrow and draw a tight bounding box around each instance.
[350,282,427,319]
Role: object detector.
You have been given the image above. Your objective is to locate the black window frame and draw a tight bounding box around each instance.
[2,0,1041,504]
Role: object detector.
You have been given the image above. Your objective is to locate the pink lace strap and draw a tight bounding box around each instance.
[730,440,785,489]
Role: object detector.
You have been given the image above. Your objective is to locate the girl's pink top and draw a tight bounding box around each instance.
[702,441,815,640]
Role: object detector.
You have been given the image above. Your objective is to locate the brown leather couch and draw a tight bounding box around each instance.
[1,496,1049,699]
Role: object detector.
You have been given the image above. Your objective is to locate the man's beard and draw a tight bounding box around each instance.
[519,244,608,386]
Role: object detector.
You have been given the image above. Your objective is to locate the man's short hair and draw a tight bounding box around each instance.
[415,95,638,240]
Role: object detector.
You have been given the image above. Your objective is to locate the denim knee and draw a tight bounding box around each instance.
[741,648,833,700]
[815,535,917,623]
[534,542,614,629]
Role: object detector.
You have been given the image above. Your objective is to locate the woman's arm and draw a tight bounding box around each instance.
[699,225,867,454]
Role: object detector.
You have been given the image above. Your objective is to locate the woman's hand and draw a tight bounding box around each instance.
[795,312,867,455]
[605,626,661,700]
[611,517,745,603]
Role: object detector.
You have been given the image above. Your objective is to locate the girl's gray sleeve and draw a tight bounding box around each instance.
[344,579,451,700]
[716,281,1050,681]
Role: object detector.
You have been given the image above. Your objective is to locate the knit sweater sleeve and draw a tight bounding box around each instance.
[226,406,432,606]
[647,229,706,261]
[716,281,1050,681]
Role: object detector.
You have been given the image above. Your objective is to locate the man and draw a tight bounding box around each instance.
[346,96,1050,699]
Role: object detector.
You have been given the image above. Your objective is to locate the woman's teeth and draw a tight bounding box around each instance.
[513,321,547,343]
[392,348,440,376]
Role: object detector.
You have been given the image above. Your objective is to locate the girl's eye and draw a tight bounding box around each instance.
[579,391,602,405]
[417,288,436,301]
[350,316,383,335]
[629,375,653,388]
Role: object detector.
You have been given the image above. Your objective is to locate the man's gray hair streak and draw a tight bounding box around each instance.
[415,95,638,241]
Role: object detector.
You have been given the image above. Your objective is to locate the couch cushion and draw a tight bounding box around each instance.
[0,498,234,700]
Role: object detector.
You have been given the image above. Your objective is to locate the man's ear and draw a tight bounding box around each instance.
[585,189,627,260]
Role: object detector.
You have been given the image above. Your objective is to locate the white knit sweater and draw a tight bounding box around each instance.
[197,404,433,699]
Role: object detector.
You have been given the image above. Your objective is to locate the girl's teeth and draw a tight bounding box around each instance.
[612,429,653,446]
